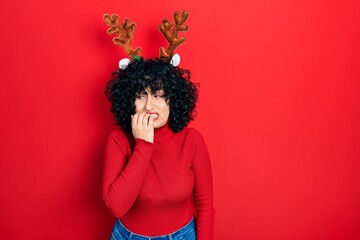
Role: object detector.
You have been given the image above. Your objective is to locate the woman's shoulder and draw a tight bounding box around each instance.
[179,127,205,142]
[108,127,129,140]
[107,127,134,151]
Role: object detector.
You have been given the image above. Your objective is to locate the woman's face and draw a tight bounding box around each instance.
[134,87,170,129]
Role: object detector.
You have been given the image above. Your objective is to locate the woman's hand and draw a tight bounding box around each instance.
[131,112,154,143]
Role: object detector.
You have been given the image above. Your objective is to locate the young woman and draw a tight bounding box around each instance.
[103,58,214,240]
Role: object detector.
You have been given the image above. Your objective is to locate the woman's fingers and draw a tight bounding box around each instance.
[132,112,153,128]
[131,112,154,143]
[131,113,138,127]
[142,113,151,126]
[148,114,154,128]
[137,112,145,126]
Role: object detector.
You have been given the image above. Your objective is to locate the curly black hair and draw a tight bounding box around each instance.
[104,58,199,133]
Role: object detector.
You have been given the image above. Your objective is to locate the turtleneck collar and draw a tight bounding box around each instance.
[154,121,173,142]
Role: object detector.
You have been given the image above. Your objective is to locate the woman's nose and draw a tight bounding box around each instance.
[145,97,154,110]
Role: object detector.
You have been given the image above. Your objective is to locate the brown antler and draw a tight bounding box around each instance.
[103,14,142,58]
[159,11,189,60]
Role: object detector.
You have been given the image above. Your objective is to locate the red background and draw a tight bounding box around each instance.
[1,0,360,239]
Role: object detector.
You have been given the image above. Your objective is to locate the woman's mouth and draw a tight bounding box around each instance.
[148,113,159,120]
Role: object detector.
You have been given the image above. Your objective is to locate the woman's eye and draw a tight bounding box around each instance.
[136,95,145,99]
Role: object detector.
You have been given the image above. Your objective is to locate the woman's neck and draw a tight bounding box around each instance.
[154,122,173,142]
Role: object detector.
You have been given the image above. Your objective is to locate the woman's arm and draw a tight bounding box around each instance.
[192,131,215,240]
[103,112,155,217]
[102,132,155,218]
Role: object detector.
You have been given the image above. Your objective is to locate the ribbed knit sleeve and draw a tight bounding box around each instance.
[191,130,215,240]
[102,131,155,218]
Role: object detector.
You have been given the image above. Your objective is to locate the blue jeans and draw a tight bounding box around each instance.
[110,218,196,240]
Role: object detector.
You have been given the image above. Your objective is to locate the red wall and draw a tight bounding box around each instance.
[1,0,359,239]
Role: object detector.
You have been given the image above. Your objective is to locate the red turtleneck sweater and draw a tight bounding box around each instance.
[103,123,214,239]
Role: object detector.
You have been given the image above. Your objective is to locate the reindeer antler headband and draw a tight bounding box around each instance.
[103,11,189,69]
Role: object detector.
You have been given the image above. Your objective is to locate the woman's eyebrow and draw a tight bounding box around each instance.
[153,90,164,94]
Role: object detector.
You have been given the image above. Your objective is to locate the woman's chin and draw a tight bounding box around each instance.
[153,122,165,129]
